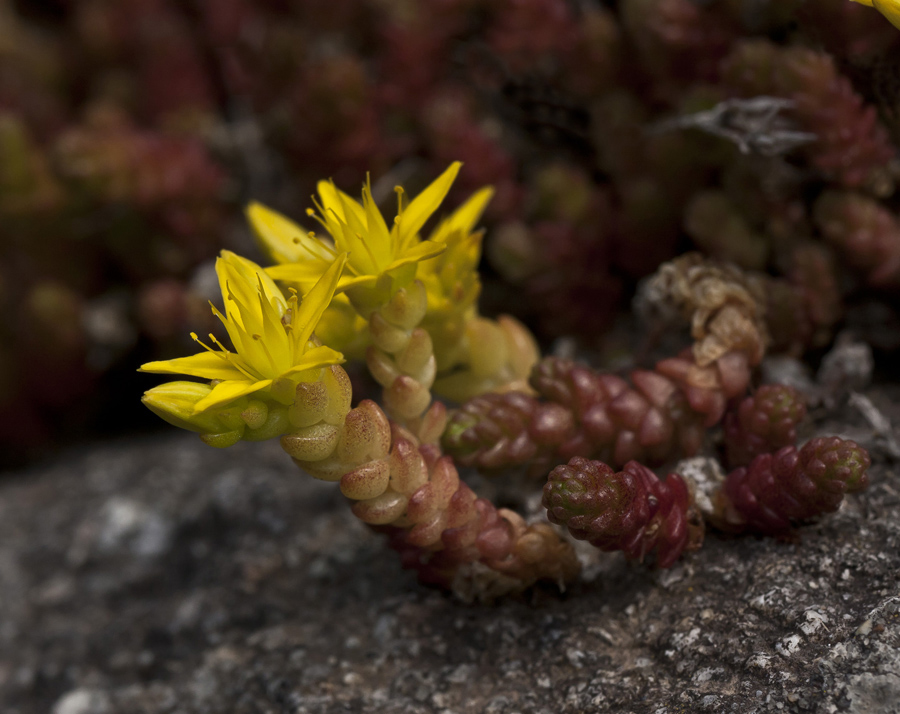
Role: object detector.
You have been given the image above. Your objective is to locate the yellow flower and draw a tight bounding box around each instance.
[247,163,463,301]
[851,0,900,29]
[140,251,346,413]
[415,185,494,369]
[141,381,242,433]
[417,185,494,313]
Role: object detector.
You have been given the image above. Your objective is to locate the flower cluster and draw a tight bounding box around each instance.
[141,166,578,600]
[141,167,874,600]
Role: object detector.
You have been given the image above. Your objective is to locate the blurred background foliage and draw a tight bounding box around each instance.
[3,0,900,465]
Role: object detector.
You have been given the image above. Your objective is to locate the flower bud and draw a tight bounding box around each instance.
[142,382,245,438]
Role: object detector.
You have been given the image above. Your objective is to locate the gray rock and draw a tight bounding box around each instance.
[1,387,899,714]
[52,689,111,714]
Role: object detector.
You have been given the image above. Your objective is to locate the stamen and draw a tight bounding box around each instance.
[209,302,230,331]
[310,197,338,232]
[191,332,256,380]
[309,231,338,258]
[208,334,231,353]
[191,332,208,348]
[283,289,298,329]
[282,290,297,335]
[191,332,226,358]
[284,228,334,261]
[210,333,257,380]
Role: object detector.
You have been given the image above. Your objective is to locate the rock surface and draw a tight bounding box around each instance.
[1,389,899,714]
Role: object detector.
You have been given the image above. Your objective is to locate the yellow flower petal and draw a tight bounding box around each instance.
[874,0,900,28]
[317,180,367,228]
[257,279,290,371]
[210,303,254,365]
[384,240,447,273]
[217,251,286,332]
[139,352,250,381]
[291,254,348,347]
[332,189,379,275]
[397,162,461,246]
[194,379,273,413]
[245,201,333,265]
[279,344,345,377]
[362,182,392,266]
[429,186,494,244]
[853,0,900,29]
[266,261,333,290]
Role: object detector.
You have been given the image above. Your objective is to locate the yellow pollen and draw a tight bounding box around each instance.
[208,334,230,353]
[191,332,222,356]
[395,185,407,215]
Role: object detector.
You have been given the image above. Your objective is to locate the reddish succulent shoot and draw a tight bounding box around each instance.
[443,350,753,473]
[723,384,807,468]
[719,437,871,535]
[543,456,702,568]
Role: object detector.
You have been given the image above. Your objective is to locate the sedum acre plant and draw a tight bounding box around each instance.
[142,165,872,601]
